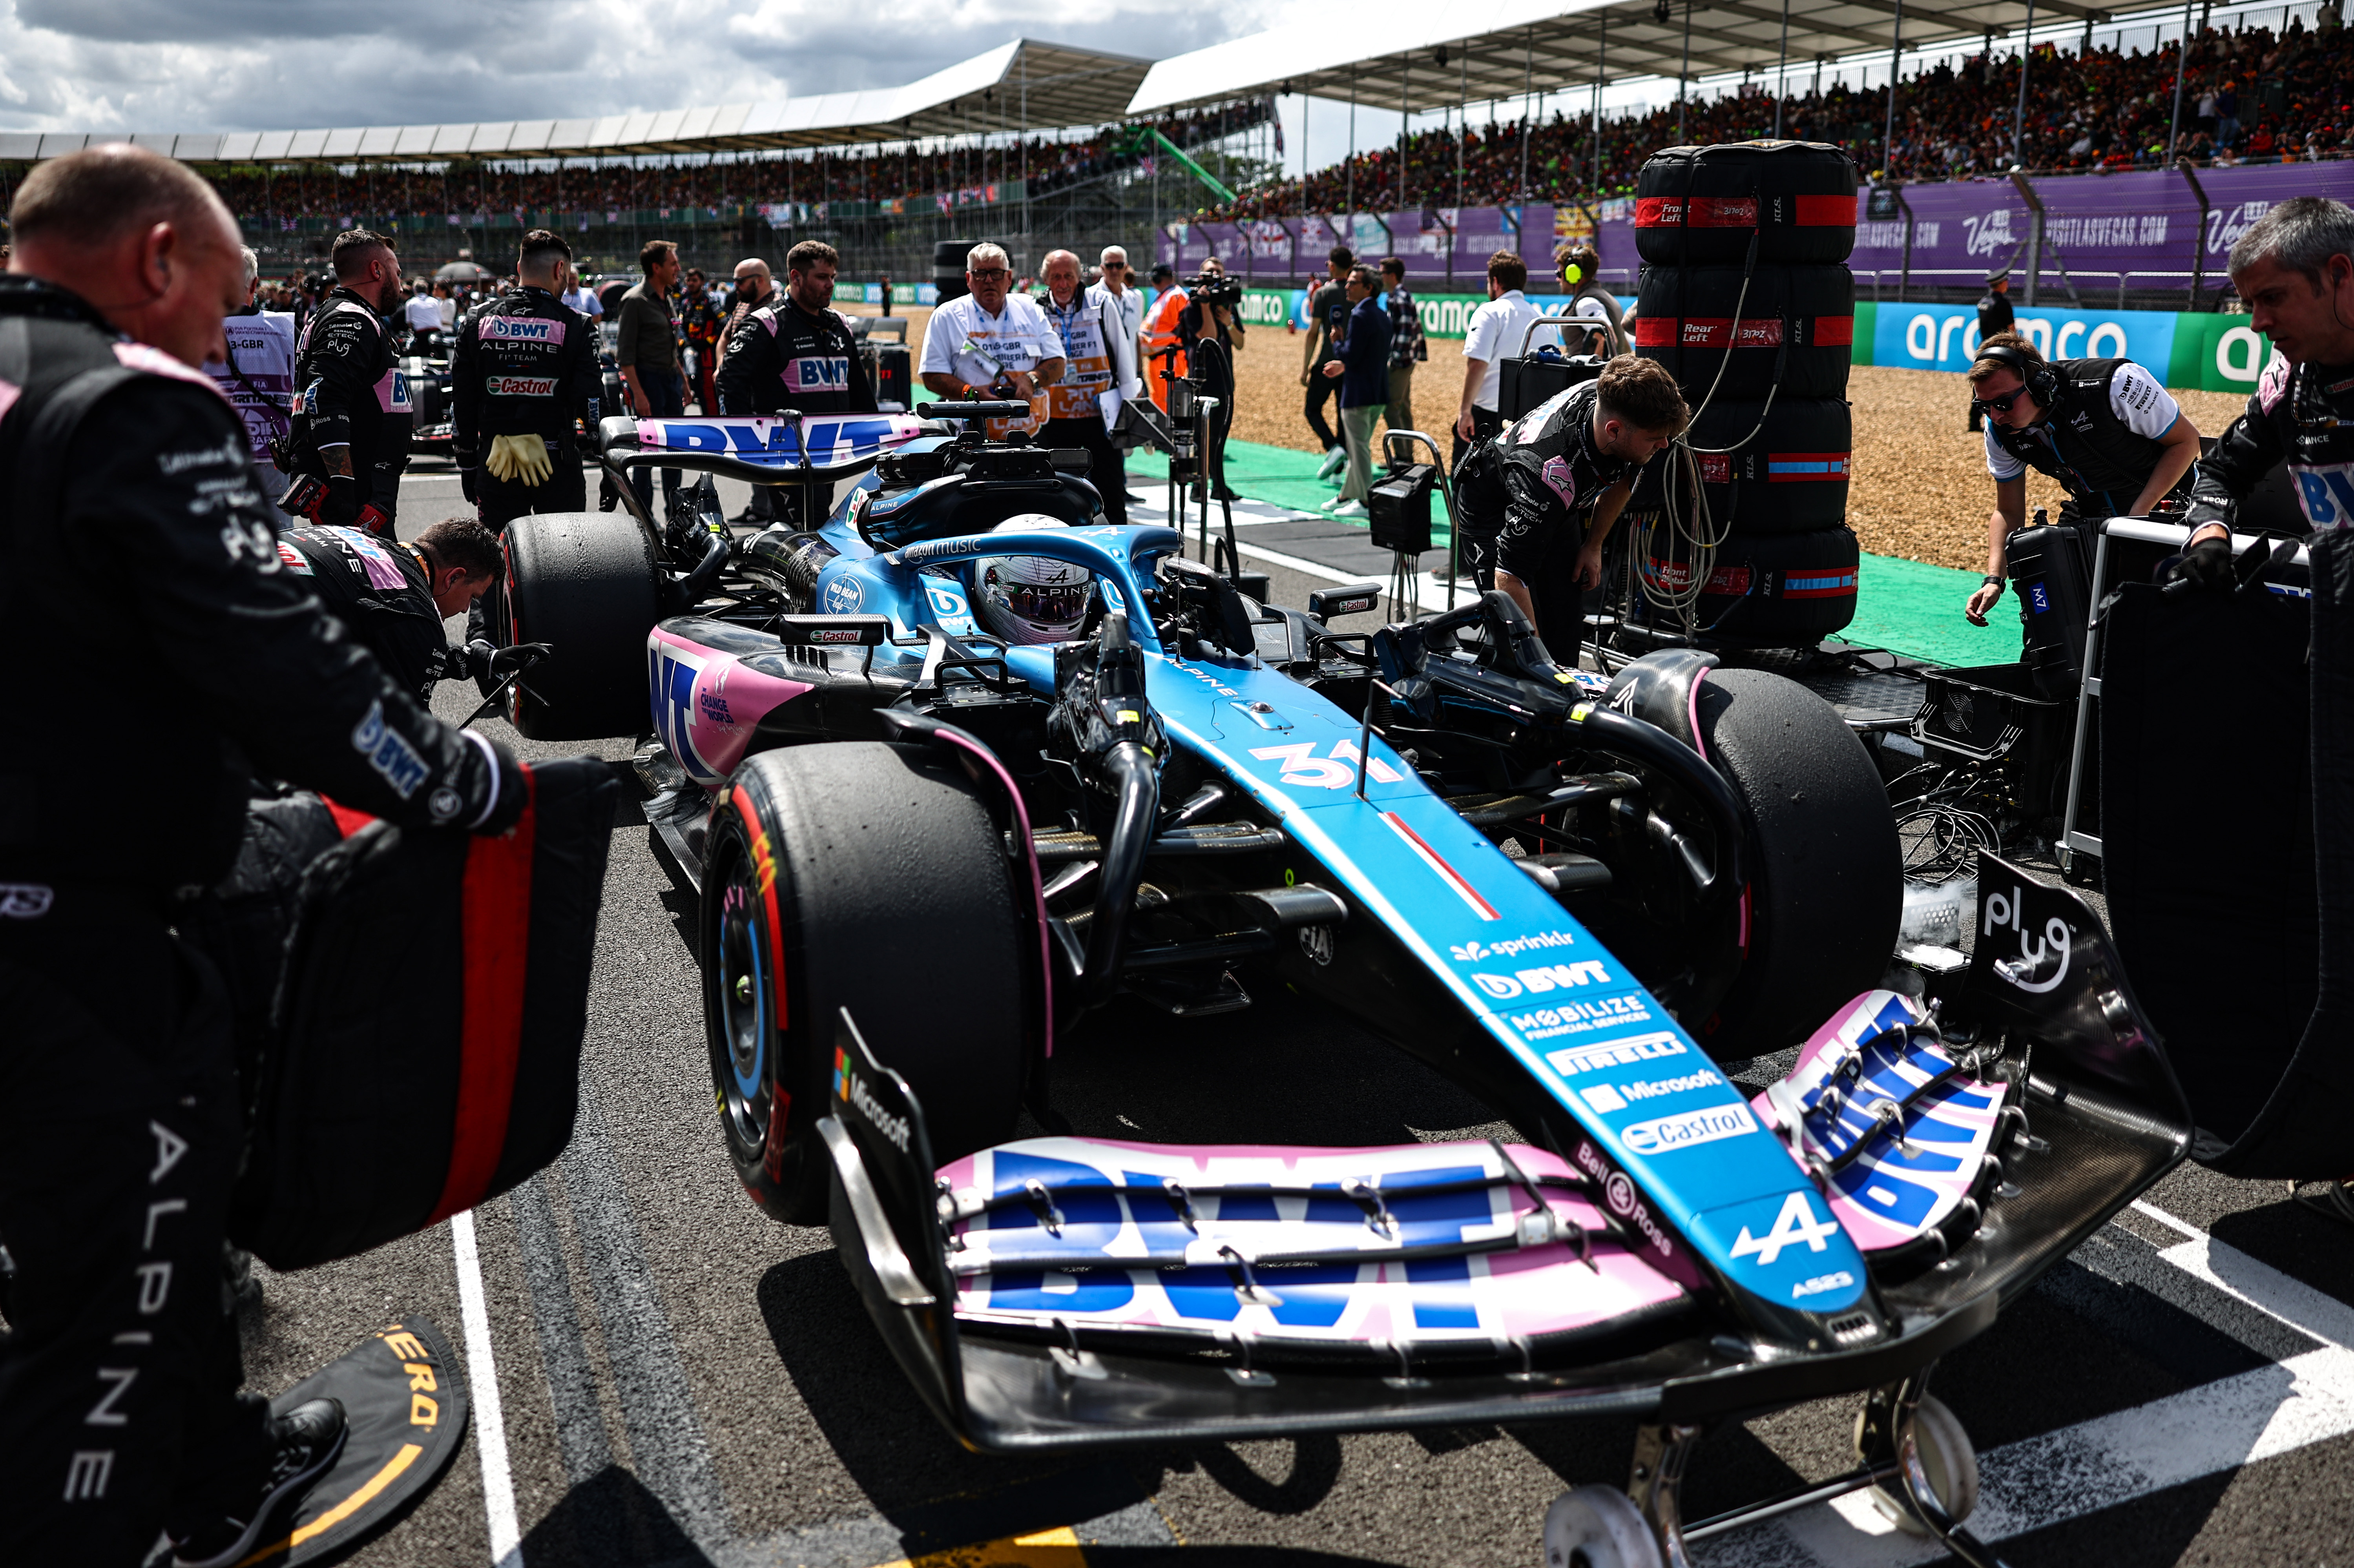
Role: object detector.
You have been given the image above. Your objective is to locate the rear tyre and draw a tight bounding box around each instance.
[702,742,1028,1224]
[500,509,664,741]
[1697,669,1901,1057]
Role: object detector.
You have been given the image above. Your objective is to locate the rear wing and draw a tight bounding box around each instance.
[600,413,936,487]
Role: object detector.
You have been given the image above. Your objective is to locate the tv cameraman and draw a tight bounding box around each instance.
[1960,332,2203,627]
[2175,196,2354,586]
[1178,257,1245,503]
[0,145,522,1568]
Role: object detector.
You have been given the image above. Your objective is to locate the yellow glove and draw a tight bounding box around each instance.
[485,433,554,487]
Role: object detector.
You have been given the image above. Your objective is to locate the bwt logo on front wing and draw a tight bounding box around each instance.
[1473,961,1609,999]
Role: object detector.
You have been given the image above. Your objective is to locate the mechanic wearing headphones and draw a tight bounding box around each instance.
[0,146,520,1568]
[1476,355,1691,664]
[2174,196,2354,587]
[451,228,599,531]
[1960,332,2204,626]
[716,238,876,529]
[276,517,540,702]
[286,228,414,537]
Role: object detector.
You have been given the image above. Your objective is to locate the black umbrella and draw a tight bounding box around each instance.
[434,261,492,282]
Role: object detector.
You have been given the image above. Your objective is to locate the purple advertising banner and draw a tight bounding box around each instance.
[1161,161,2354,292]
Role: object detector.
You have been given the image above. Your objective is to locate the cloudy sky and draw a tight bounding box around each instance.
[0,0,1295,136]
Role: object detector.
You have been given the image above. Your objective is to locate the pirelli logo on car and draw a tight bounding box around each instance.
[485,375,558,397]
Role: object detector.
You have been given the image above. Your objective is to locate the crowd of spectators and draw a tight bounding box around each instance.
[1215,13,2349,220]
[3,102,1270,228]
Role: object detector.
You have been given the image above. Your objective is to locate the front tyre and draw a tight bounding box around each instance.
[701,743,1029,1224]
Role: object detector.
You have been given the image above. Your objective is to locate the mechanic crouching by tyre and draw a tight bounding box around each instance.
[715,238,874,529]
[0,146,524,1568]
[2174,196,2354,585]
[451,228,599,532]
[1960,332,2204,629]
[1473,355,1689,667]
[278,516,527,702]
[284,227,413,537]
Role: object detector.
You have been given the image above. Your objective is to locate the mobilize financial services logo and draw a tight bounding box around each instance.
[834,1048,912,1152]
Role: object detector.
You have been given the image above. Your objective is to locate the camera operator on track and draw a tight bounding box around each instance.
[1479,355,1690,666]
[717,238,875,529]
[277,517,531,702]
[1036,248,1139,525]
[918,241,1063,443]
[286,228,414,537]
[2175,197,2354,589]
[451,228,600,533]
[1177,256,1244,503]
[0,145,522,1568]
[1960,332,2204,626]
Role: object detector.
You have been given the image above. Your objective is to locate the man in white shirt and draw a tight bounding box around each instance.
[918,241,1064,441]
[1456,250,1558,467]
[402,278,444,342]
[1088,247,1147,507]
[561,277,603,319]
[203,244,299,524]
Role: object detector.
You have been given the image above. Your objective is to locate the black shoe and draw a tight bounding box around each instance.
[171,1398,348,1568]
[1210,486,1241,503]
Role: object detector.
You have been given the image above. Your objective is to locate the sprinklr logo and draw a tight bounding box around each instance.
[834,1047,912,1152]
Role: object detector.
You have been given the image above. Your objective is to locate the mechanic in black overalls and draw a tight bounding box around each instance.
[286,228,413,537]
[2175,196,2354,587]
[0,147,520,1568]
[715,237,875,530]
[276,517,506,701]
[1467,356,1689,667]
[451,228,600,531]
[1960,333,2204,627]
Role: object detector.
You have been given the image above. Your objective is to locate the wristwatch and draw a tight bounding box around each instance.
[1981,574,2005,593]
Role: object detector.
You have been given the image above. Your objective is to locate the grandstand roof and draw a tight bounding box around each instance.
[0,38,1152,165]
[1128,0,2208,117]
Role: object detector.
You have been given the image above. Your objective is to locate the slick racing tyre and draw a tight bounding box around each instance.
[703,741,1027,1224]
[1635,264,1855,401]
[1682,397,1852,535]
[1635,526,1859,645]
[500,509,664,741]
[1635,140,1860,266]
[1695,668,1901,1057]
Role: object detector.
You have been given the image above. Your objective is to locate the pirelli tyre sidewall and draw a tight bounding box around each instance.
[1683,397,1852,535]
[1635,264,1855,401]
[1639,526,1861,645]
[1694,669,1901,1057]
[1635,141,1860,266]
[500,509,664,741]
[703,742,1027,1225]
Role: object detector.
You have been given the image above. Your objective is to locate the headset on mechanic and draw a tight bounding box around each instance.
[0,146,526,1568]
[1960,333,2206,628]
[2172,196,2354,591]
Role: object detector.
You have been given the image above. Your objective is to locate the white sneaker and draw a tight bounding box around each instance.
[1328,500,1369,520]
[1316,446,1347,479]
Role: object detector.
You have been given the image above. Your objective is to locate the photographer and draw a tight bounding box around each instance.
[1037,248,1139,525]
[1177,257,1244,503]
[0,146,521,1568]
[286,228,414,536]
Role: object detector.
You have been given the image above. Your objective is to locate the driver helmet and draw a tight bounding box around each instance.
[970,517,1094,645]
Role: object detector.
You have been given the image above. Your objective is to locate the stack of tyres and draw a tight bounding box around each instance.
[1633,141,1861,646]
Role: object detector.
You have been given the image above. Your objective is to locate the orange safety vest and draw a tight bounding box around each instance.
[1142,287,1189,413]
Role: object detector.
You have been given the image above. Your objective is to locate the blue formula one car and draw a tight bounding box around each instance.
[491,407,2194,1568]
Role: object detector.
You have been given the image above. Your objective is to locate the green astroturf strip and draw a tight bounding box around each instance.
[1138,439,2022,669]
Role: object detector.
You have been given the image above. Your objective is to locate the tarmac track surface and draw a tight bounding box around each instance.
[232,463,2354,1568]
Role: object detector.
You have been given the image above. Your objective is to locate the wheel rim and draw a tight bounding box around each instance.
[714,846,774,1152]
